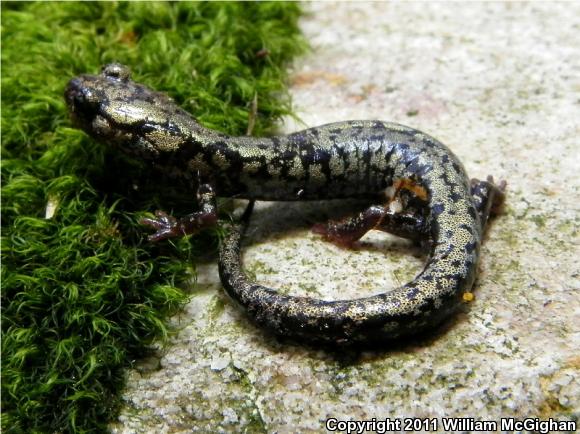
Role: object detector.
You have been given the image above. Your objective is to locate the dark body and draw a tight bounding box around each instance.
[170,122,427,201]
[65,64,504,345]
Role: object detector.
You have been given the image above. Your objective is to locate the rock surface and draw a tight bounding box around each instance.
[112,3,579,432]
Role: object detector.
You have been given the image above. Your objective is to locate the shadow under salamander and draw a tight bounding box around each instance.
[229,199,424,255]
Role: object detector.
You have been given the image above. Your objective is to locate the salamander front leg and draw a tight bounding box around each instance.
[312,205,427,247]
[140,184,218,242]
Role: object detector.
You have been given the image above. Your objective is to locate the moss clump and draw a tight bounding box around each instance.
[1,2,305,432]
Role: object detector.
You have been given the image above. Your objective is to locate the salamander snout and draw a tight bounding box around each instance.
[64,76,101,127]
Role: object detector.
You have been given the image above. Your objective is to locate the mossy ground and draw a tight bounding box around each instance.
[1,2,305,433]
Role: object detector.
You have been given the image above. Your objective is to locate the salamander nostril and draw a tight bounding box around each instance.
[65,78,84,110]
[64,77,101,127]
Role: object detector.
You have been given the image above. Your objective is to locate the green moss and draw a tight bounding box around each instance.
[297,283,321,296]
[230,366,267,433]
[530,214,547,228]
[208,295,226,322]
[1,2,305,433]
[247,260,276,276]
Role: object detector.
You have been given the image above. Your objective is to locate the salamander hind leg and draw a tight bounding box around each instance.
[140,183,218,241]
[470,175,507,230]
[312,205,427,248]
[313,205,387,247]
[313,177,431,247]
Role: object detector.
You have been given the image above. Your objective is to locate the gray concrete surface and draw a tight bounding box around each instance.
[111,3,579,433]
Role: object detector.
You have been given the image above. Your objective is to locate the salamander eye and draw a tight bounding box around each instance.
[101,63,131,81]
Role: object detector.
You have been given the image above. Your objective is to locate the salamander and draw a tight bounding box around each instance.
[65,63,505,345]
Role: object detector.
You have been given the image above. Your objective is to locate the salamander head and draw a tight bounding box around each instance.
[65,63,201,159]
